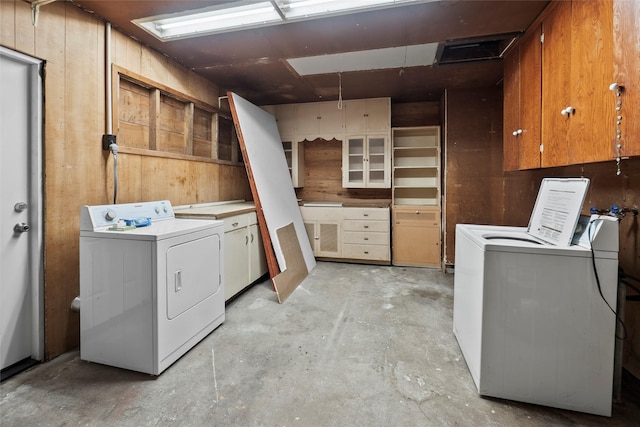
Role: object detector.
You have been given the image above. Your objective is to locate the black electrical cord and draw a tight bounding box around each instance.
[589,219,627,340]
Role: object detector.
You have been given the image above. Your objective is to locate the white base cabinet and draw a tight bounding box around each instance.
[173,202,268,301]
[222,212,268,301]
[300,205,390,264]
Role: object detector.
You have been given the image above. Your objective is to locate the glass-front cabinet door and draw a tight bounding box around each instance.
[342,134,390,188]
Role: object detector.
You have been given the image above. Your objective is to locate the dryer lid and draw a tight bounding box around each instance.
[527,178,590,247]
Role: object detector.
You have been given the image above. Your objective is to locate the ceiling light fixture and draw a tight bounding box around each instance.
[133,0,432,41]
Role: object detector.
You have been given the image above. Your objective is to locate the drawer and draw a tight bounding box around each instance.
[224,213,249,232]
[342,244,390,261]
[343,207,389,221]
[343,219,389,233]
[393,207,440,227]
[342,231,389,245]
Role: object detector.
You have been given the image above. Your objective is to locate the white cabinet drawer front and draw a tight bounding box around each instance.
[343,244,389,261]
[343,208,389,220]
[224,214,249,232]
[342,231,389,245]
[343,219,388,233]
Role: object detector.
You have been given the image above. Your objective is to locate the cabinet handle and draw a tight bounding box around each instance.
[512,129,523,136]
[364,225,369,229]
[232,222,239,227]
[246,235,249,245]
[363,213,369,217]
[415,210,420,214]
[364,251,369,254]
[364,237,369,241]
[251,234,254,243]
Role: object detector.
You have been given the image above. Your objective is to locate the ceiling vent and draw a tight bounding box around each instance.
[434,32,522,66]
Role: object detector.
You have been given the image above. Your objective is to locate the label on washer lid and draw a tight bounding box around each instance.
[527,178,590,246]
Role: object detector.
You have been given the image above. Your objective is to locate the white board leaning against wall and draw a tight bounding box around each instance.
[228,92,316,301]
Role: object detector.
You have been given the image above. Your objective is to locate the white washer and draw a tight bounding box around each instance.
[79,200,225,375]
[453,178,620,416]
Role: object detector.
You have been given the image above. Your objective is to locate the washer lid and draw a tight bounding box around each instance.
[527,178,590,247]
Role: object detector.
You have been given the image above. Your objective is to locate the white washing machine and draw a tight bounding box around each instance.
[79,200,225,375]
[453,178,620,416]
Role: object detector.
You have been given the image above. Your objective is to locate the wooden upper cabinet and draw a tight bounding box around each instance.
[541,0,615,167]
[613,0,640,158]
[503,26,542,171]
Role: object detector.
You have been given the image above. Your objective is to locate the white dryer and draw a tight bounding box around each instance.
[79,200,225,375]
[453,178,620,416]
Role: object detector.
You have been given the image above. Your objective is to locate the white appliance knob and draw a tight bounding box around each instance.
[105,209,116,221]
[155,207,160,214]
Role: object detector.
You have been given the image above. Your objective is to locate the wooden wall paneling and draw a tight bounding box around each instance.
[541,0,571,167]
[14,0,35,55]
[444,88,505,265]
[390,102,440,128]
[613,0,640,158]
[1,0,16,48]
[148,88,159,150]
[569,0,615,164]
[117,79,151,149]
[184,103,194,155]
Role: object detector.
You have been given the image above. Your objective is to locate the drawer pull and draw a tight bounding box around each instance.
[364,251,369,254]
[232,222,239,227]
[364,225,369,229]
[364,237,369,241]
[363,213,369,217]
[415,211,420,215]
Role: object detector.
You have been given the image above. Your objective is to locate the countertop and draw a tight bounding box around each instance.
[173,201,256,219]
[299,201,390,209]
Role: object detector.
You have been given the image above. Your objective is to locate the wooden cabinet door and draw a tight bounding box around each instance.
[568,0,614,164]
[392,224,440,267]
[541,0,571,167]
[614,0,640,157]
[504,25,541,171]
[519,25,542,169]
[344,99,390,134]
[503,44,521,171]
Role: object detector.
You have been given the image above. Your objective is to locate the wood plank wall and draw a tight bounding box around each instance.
[0,0,251,360]
[445,86,640,381]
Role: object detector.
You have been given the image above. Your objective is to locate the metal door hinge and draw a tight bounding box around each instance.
[540,144,544,153]
[540,33,544,44]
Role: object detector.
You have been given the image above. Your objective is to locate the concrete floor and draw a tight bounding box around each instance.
[2,261,640,426]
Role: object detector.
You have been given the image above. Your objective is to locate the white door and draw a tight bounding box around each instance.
[0,47,44,377]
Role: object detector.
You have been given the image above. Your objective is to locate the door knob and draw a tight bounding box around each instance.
[14,223,30,233]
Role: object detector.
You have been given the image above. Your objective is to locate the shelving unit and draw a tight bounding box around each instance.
[391,126,441,267]
[392,127,440,206]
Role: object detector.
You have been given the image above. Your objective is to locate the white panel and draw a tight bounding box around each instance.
[286,43,438,75]
[229,92,316,273]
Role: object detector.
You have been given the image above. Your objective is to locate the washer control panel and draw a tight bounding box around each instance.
[80,200,174,230]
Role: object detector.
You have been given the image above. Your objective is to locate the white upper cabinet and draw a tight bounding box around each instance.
[344,98,391,134]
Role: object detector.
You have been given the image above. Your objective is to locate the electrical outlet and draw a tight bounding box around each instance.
[102,134,116,151]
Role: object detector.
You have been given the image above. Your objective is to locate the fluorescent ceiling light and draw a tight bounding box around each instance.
[133,0,432,41]
[286,43,439,75]
[134,2,282,40]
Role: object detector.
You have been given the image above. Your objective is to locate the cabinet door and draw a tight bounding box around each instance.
[568,0,614,164]
[224,227,249,301]
[344,99,389,133]
[614,0,640,157]
[519,26,542,169]
[274,104,296,140]
[503,44,521,171]
[392,225,440,267]
[541,0,571,167]
[316,221,341,258]
[316,101,343,137]
[343,136,366,187]
[248,224,268,283]
[366,135,390,188]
